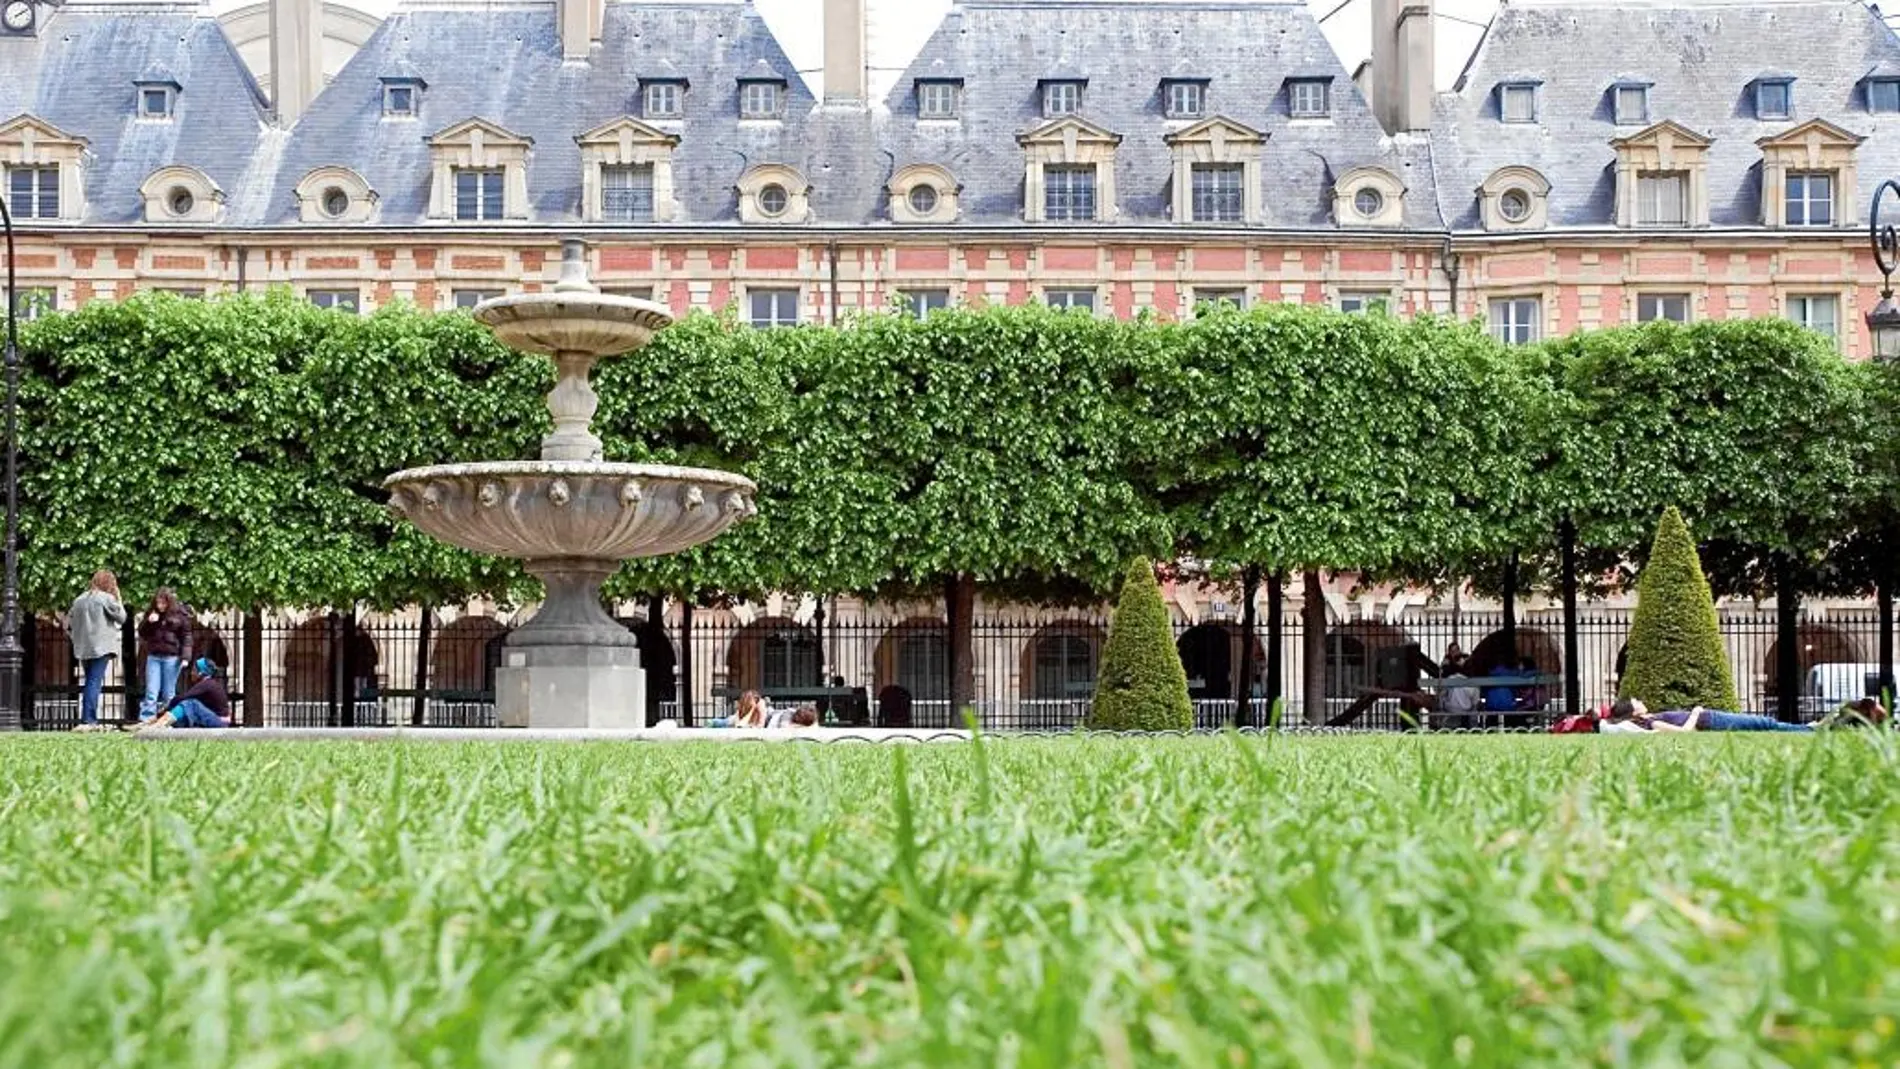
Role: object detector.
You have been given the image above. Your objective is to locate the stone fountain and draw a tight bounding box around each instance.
[384,240,756,730]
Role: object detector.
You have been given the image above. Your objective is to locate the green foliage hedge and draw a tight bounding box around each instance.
[1620,507,1739,711]
[11,291,1894,612]
[1087,557,1193,732]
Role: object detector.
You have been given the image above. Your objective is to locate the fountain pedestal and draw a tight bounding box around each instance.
[384,240,756,730]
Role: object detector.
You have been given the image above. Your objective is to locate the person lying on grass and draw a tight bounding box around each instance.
[1812,697,1890,730]
[1606,697,1811,733]
[132,658,230,731]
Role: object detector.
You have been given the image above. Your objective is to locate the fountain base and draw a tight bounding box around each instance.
[496,644,646,730]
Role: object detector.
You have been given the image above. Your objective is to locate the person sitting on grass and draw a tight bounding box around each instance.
[789,704,819,729]
[1608,697,1811,733]
[710,690,767,729]
[134,657,230,731]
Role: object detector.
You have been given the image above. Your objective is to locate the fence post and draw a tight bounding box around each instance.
[19,610,33,730]
[679,600,694,727]
[1560,517,1581,717]
[1502,553,1519,662]
[325,610,343,728]
[121,614,138,724]
[413,607,433,727]
[1265,572,1284,722]
[242,610,263,727]
[1234,565,1259,728]
[1880,577,1895,703]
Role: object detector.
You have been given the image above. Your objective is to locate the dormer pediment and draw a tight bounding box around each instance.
[575,116,681,149]
[0,114,88,151]
[425,117,533,149]
[1162,115,1267,147]
[1017,115,1123,147]
[1609,119,1712,152]
[1755,117,1865,150]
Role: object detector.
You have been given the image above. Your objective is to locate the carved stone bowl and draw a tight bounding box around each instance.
[384,460,757,562]
[473,293,674,358]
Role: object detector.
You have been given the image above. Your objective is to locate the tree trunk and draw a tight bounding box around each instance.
[243,609,266,728]
[1560,518,1580,717]
[1302,571,1327,725]
[945,572,977,717]
[1265,571,1285,723]
[1234,565,1260,727]
[1879,574,1895,704]
[679,600,695,727]
[1502,553,1519,667]
[411,607,431,727]
[1776,556,1801,723]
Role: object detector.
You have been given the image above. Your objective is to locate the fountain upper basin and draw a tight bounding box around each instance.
[474,292,674,358]
[385,460,757,562]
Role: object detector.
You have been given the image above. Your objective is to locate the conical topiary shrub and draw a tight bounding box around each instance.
[1620,507,1739,711]
[1087,557,1194,732]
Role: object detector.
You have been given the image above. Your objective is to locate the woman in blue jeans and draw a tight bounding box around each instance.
[136,588,193,723]
[1610,697,1812,732]
[135,658,229,731]
[66,571,125,732]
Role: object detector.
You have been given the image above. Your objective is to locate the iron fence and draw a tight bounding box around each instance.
[17,603,1892,732]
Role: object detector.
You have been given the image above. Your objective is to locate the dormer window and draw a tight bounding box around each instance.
[1499,82,1539,123]
[139,86,175,120]
[643,81,684,119]
[1288,78,1330,119]
[1613,82,1650,125]
[1042,80,1084,118]
[1869,77,1900,113]
[917,79,961,120]
[1756,78,1793,120]
[134,66,180,120]
[381,76,423,118]
[1163,79,1206,119]
[741,81,783,119]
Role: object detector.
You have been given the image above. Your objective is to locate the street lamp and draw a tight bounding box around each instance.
[0,194,20,731]
[1867,178,1900,362]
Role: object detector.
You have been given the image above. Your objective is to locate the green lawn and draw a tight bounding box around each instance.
[2,734,1898,1067]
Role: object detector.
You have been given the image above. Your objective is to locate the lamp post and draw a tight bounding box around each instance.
[0,193,21,731]
[1867,179,1900,362]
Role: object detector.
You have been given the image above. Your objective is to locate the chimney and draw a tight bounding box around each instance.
[823,0,868,103]
[559,0,603,61]
[1370,0,1434,133]
[268,0,324,125]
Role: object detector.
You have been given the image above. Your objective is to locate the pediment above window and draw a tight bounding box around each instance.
[0,115,89,221]
[1609,119,1712,155]
[1334,165,1404,228]
[138,165,225,224]
[1757,118,1863,228]
[1755,117,1865,154]
[294,165,378,224]
[737,163,811,224]
[425,117,533,151]
[424,117,533,222]
[0,114,87,155]
[1611,120,1713,228]
[1477,165,1551,231]
[575,116,681,150]
[1162,115,1266,149]
[1017,115,1124,154]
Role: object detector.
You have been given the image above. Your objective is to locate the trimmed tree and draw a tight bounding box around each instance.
[1087,557,1193,732]
[1620,507,1738,711]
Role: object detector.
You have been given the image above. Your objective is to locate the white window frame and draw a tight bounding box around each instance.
[1165,81,1205,119]
[1500,83,1538,124]
[1756,79,1793,121]
[747,288,800,328]
[1636,172,1686,227]
[1339,291,1390,315]
[7,165,59,220]
[6,287,56,320]
[1288,80,1329,119]
[602,286,656,301]
[1189,163,1244,223]
[1193,288,1246,312]
[138,86,175,120]
[1489,297,1541,344]
[643,82,683,119]
[899,289,950,319]
[1870,78,1900,114]
[1045,288,1097,313]
[740,82,783,120]
[307,289,360,313]
[918,82,959,119]
[452,289,503,310]
[1613,85,1649,125]
[601,163,656,223]
[1787,293,1839,346]
[1042,82,1082,118]
[1043,164,1097,222]
[453,168,504,222]
[1785,171,1834,228]
[1636,293,1690,323]
[383,83,418,118]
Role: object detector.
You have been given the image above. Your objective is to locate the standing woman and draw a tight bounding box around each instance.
[137,587,193,724]
[68,571,126,732]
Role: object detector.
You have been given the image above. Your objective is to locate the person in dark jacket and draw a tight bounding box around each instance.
[135,657,229,730]
[136,588,193,723]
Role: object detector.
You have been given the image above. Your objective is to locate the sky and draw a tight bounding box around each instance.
[204,0,1504,93]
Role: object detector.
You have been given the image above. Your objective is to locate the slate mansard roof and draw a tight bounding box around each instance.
[1431,0,1900,230]
[879,0,1433,229]
[0,4,271,226]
